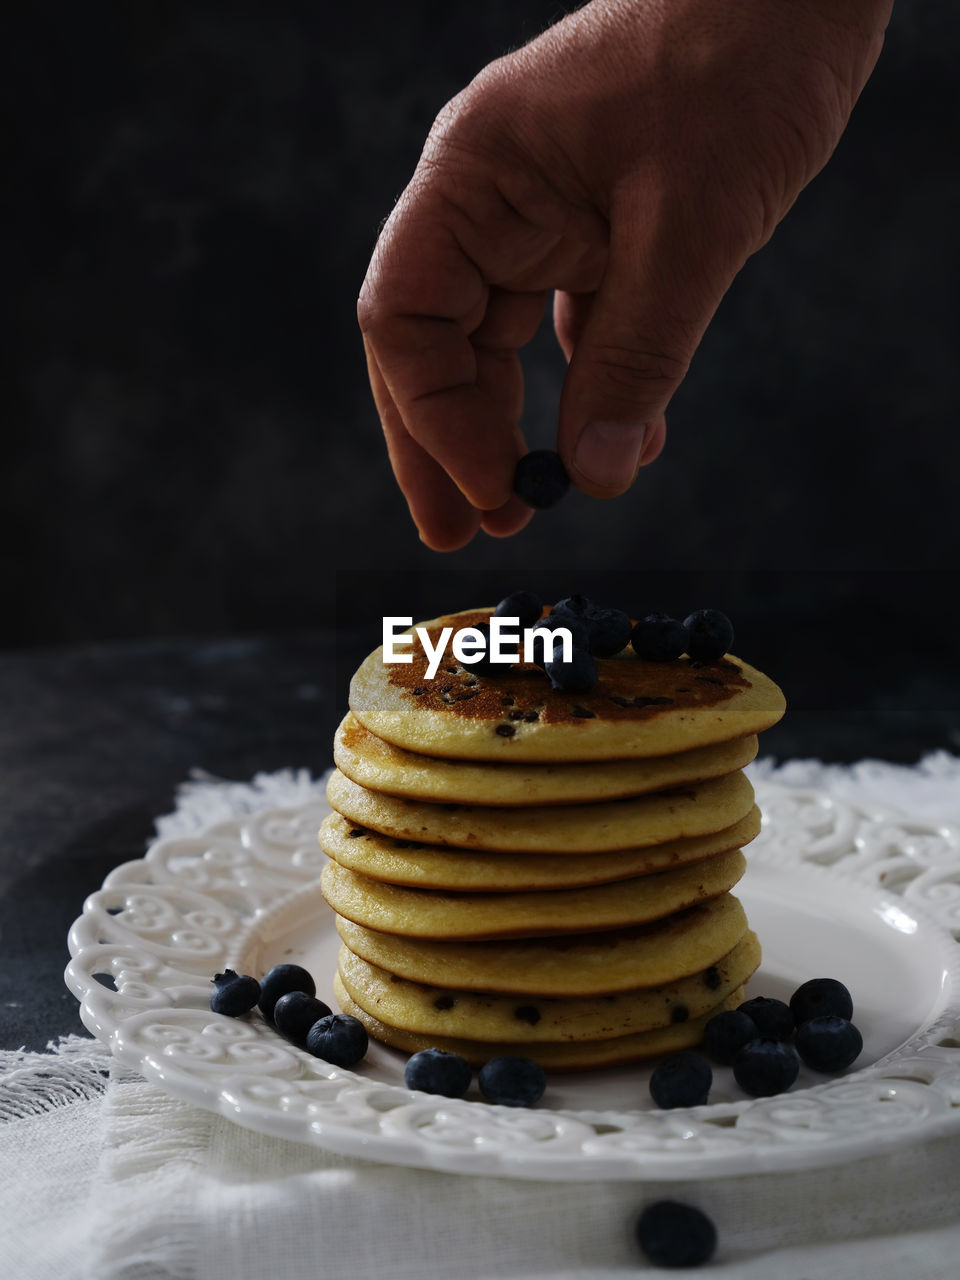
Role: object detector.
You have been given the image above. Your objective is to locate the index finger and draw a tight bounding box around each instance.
[358,191,521,514]
[363,336,485,550]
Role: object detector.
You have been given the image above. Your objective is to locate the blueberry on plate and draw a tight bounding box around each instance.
[795,1016,863,1072]
[513,450,570,509]
[702,1009,759,1066]
[789,977,853,1026]
[585,608,633,658]
[649,1051,712,1109]
[636,1200,717,1268]
[404,1048,473,1098]
[209,970,261,1017]
[737,996,794,1040]
[258,963,316,1023]
[631,613,687,662]
[733,1038,800,1097]
[273,991,333,1045]
[305,1013,369,1068]
[478,1056,546,1107]
[683,609,734,661]
[544,647,599,693]
[493,590,542,630]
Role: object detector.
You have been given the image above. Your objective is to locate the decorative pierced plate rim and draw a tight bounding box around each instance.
[65,774,960,1181]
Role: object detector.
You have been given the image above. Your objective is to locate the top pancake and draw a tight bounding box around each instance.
[349,608,785,761]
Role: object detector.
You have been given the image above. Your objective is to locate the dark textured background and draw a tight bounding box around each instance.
[5,1,960,648]
[3,3,959,1050]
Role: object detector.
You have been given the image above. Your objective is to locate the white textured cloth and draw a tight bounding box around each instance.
[3,758,960,1280]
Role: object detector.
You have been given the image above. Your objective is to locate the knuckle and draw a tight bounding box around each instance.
[425,63,516,169]
[357,212,403,334]
[589,342,690,397]
[356,280,386,335]
[725,59,851,243]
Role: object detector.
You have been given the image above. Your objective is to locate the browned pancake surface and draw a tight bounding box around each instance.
[350,609,785,761]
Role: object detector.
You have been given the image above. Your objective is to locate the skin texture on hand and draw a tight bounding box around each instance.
[358,0,893,550]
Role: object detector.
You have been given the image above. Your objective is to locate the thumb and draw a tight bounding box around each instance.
[558,183,751,496]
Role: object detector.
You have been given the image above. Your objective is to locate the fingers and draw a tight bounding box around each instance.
[553,289,591,363]
[481,495,536,539]
[360,183,558,547]
[366,321,519,514]
[556,291,669,479]
[480,422,536,539]
[639,416,667,466]
[359,187,550,508]
[557,180,751,497]
[363,340,483,551]
[472,287,549,351]
[361,215,547,547]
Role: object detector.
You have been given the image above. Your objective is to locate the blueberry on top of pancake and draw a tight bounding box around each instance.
[349,609,785,761]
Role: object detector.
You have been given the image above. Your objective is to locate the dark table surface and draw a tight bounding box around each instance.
[3,630,958,1053]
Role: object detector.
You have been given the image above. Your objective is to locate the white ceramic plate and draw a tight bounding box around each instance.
[65,777,960,1180]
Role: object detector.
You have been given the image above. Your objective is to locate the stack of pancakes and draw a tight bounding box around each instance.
[320,608,785,1071]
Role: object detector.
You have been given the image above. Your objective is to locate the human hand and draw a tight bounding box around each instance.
[358,0,892,550]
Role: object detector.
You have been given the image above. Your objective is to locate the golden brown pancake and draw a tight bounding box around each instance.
[320,848,746,940]
[320,808,761,891]
[325,768,755,855]
[349,609,785,762]
[334,894,748,994]
[335,978,747,1070]
[337,931,759,1043]
[334,712,759,806]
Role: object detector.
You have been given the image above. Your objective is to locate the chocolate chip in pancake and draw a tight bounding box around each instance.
[336,931,760,1043]
[334,978,748,1070]
[349,609,785,762]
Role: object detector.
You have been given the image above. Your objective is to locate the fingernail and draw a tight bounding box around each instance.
[573,421,648,490]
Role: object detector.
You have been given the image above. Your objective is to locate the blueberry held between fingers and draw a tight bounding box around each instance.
[404,1048,473,1098]
[305,1013,369,1067]
[631,613,687,662]
[789,978,854,1026]
[513,450,570,509]
[702,1009,759,1065]
[273,991,333,1045]
[733,1038,800,1097]
[478,1056,546,1107]
[210,970,261,1017]
[545,647,599,693]
[737,996,794,1040]
[258,963,316,1023]
[683,609,734,661]
[636,1201,717,1268]
[795,1016,863,1072]
[649,1051,712,1109]
[493,591,542,630]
